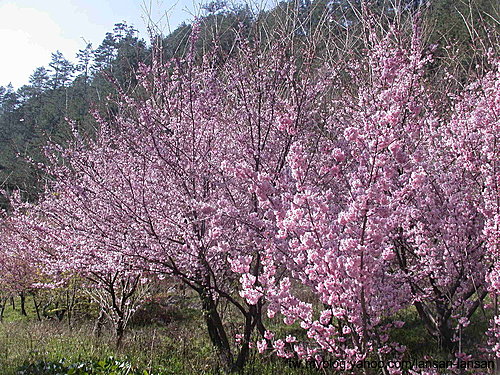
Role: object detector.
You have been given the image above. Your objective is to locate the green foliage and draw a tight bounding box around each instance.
[17,357,144,375]
[389,303,494,363]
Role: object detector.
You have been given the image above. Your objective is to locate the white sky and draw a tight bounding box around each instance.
[0,0,206,88]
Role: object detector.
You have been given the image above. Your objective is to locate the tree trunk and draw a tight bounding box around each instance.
[233,313,252,372]
[414,300,457,354]
[54,301,66,321]
[200,290,234,371]
[0,297,7,321]
[233,303,262,372]
[66,287,77,329]
[32,293,42,321]
[115,316,125,349]
[20,292,27,316]
[436,310,456,353]
[93,309,106,338]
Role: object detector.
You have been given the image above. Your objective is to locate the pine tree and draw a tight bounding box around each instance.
[48,51,74,90]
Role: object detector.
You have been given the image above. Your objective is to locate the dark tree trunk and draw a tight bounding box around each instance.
[0,297,7,321]
[54,301,66,321]
[200,289,234,371]
[66,287,77,329]
[20,292,27,316]
[93,309,106,338]
[115,316,125,349]
[32,293,42,321]
[395,238,486,356]
[233,300,262,372]
[233,312,253,372]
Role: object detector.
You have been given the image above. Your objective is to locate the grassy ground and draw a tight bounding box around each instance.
[0,296,316,375]
[0,293,495,374]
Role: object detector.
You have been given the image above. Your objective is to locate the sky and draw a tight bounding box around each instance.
[0,0,205,88]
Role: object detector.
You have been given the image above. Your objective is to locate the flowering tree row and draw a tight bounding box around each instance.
[1,13,498,374]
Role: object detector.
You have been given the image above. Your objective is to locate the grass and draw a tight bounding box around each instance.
[0,300,219,374]
[0,319,317,374]
[1,293,495,374]
[0,295,317,375]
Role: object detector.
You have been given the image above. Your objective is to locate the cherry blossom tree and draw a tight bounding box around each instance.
[441,58,499,357]
[236,15,499,373]
[0,196,45,320]
[243,21,432,369]
[12,25,321,370]
[0,225,36,320]
[1,179,150,346]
